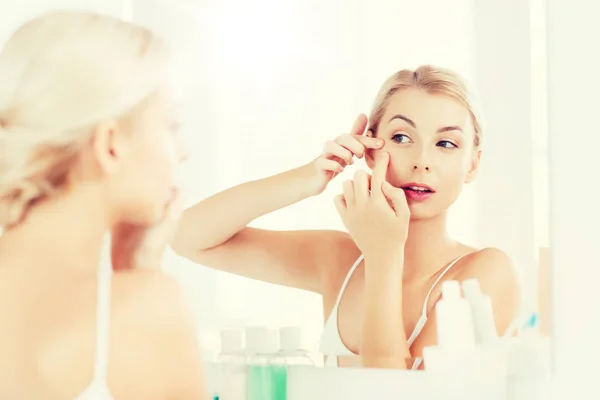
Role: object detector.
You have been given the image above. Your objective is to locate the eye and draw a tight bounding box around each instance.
[391,133,412,143]
[437,140,458,149]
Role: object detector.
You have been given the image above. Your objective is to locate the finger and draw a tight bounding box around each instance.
[342,180,355,206]
[382,181,409,217]
[334,134,368,158]
[164,188,185,220]
[353,170,371,205]
[371,152,390,198]
[349,113,368,136]
[333,194,347,216]
[314,157,345,174]
[354,135,385,150]
[323,140,354,165]
[168,188,184,212]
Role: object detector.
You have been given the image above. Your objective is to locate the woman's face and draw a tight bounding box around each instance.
[108,87,187,226]
[367,88,480,220]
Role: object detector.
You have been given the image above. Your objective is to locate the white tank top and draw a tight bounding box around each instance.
[319,252,469,369]
[73,257,114,400]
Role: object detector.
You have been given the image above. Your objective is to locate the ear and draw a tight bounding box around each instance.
[465,148,482,183]
[365,129,376,169]
[90,121,130,176]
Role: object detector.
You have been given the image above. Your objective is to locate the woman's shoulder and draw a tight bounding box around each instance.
[111,268,197,351]
[107,269,204,398]
[458,246,519,277]
[454,246,522,332]
[453,246,521,310]
[26,267,202,399]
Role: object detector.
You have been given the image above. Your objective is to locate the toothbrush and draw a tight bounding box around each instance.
[502,312,538,337]
[522,312,539,331]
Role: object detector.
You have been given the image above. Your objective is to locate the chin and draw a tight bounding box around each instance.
[407,204,444,221]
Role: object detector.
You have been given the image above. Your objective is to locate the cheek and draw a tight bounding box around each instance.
[151,136,178,181]
[383,149,411,181]
[135,135,178,191]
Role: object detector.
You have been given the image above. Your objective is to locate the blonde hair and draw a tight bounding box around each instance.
[0,11,169,228]
[368,65,483,147]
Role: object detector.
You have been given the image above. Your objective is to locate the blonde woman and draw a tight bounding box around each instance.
[173,66,522,370]
[0,11,205,399]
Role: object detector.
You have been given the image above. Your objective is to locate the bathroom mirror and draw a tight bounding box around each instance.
[131,0,551,371]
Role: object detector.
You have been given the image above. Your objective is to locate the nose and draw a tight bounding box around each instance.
[412,146,431,172]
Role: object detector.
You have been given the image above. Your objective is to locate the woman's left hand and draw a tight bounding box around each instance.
[334,152,410,262]
[111,189,184,271]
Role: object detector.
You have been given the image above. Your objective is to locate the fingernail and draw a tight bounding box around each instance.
[377,139,384,146]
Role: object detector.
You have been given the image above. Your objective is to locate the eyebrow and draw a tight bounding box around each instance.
[389,114,463,134]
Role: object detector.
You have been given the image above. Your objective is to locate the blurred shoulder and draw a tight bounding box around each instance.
[109,269,204,399]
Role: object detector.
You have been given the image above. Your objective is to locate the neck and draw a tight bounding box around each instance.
[402,211,457,280]
[0,185,113,273]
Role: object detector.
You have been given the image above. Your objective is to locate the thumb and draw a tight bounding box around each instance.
[163,188,185,222]
[382,181,408,216]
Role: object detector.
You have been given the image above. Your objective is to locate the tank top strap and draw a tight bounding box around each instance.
[421,252,471,316]
[405,252,472,350]
[331,254,364,312]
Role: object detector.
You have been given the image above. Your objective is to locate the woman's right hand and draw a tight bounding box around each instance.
[304,114,385,196]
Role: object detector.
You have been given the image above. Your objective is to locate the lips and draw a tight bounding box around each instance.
[400,183,435,202]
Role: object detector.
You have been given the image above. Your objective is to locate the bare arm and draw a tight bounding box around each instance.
[173,165,317,253]
[360,253,410,369]
[171,114,384,293]
[171,164,336,292]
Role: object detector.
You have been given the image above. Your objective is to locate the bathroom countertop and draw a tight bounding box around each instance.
[286,366,550,400]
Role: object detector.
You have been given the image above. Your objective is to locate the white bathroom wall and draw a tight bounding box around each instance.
[132,0,489,354]
[0,0,550,356]
[545,0,600,389]
[471,0,539,312]
[133,0,550,355]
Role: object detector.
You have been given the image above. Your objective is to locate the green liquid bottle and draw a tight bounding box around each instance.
[245,327,280,400]
[271,327,316,400]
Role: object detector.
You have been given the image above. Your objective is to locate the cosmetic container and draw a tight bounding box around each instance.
[462,279,498,343]
[217,328,247,400]
[423,280,507,399]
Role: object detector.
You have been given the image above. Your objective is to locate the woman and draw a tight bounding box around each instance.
[172,66,522,369]
[0,11,205,399]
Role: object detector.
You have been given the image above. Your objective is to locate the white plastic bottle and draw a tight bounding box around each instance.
[435,280,476,350]
[245,326,268,358]
[424,281,508,399]
[217,328,247,400]
[423,280,476,372]
[277,327,315,366]
[462,279,498,343]
[268,327,315,400]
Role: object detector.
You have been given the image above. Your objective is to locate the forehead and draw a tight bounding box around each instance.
[380,88,473,131]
